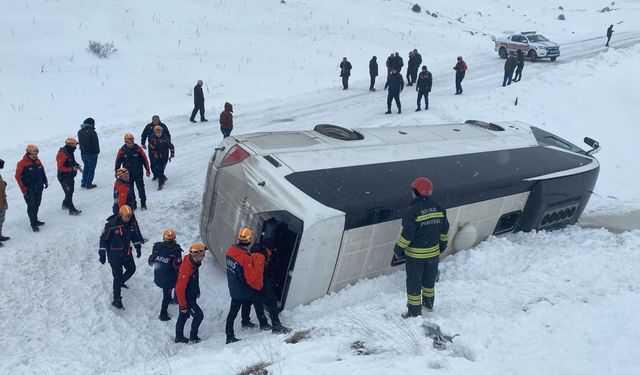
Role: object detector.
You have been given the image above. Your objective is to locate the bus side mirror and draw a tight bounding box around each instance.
[584,137,600,156]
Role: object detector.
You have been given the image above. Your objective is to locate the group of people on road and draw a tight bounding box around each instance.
[340,51,467,113]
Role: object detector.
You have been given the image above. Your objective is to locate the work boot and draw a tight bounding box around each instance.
[260,323,272,331]
[140,201,147,210]
[189,119,197,123]
[226,335,240,344]
[86,184,97,189]
[31,225,40,232]
[35,221,45,226]
[401,311,421,319]
[69,208,82,216]
[241,321,256,329]
[175,335,189,344]
[159,311,171,321]
[0,235,10,241]
[398,109,402,114]
[415,107,421,112]
[385,110,392,114]
[189,336,202,344]
[111,298,124,310]
[272,324,292,334]
[201,118,208,122]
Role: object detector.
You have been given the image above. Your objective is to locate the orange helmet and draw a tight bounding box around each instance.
[189,242,206,255]
[237,227,253,244]
[116,168,129,178]
[65,137,78,147]
[124,133,134,142]
[119,205,133,219]
[26,144,39,155]
[163,229,176,241]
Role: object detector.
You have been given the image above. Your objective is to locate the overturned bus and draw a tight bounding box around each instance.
[200,121,600,309]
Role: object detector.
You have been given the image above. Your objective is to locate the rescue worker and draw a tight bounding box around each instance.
[115,133,150,210]
[0,158,9,245]
[190,80,208,123]
[453,56,467,95]
[384,69,404,114]
[415,65,432,111]
[141,115,171,149]
[15,145,48,232]
[56,138,83,215]
[77,117,99,189]
[175,243,206,344]
[99,205,143,310]
[394,177,449,317]
[219,102,234,139]
[339,57,352,90]
[148,125,175,190]
[502,52,518,87]
[148,229,183,321]
[606,25,614,47]
[369,56,378,91]
[513,50,525,82]
[112,168,135,215]
[225,228,268,344]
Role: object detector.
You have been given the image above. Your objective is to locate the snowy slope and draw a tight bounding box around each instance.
[1,0,640,374]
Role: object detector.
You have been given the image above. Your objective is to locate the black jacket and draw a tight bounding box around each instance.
[394,196,450,259]
[194,85,204,105]
[408,53,422,71]
[416,71,432,92]
[77,123,100,154]
[505,55,518,73]
[148,241,183,289]
[99,214,143,256]
[141,122,171,146]
[385,73,404,94]
[340,61,352,77]
[369,58,378,77]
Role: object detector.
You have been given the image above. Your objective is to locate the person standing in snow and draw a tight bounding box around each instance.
[394,177,449,318]
[148,229,183,321]
[386,53,394,75]
[502,53,518,87]
[384,69,404,114]
[0,158,9,246]
[415,66,432,111]
[225,228,268,344]
[190,80,208,123]
[148,125,174,190]
[56,138,83,215]
[99,205,143,310]
[112,168,136,215]
[77,117,99,189]
[219,102,234,138]
[453,56,467,95]
[114,133,150,210]
[606,25,614,47]
[513,50,525,82]
[15,145,48,232]
[369,56,378,91]
[339,57,352,90]
[175,243,206,344]
[407,49,423,87]
[141,115,171,151]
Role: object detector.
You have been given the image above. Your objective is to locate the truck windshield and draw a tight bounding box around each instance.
[527,35,549,42]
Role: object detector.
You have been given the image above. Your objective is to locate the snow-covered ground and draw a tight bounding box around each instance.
[1,0,639,374]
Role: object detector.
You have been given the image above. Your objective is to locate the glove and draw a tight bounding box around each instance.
[393,245,405,260]
[180,306,188,314]
[44,183,48,189]
[135,244,142,258]
[145,170,150,177]
[99,251,106,264]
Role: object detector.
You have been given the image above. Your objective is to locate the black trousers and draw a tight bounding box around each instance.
[108,252,136,300]
[160,287,173,314]
[23,189,43,226]
[502,70,514,86]
[387,92,401,111]
[417,90,429,109]
[150,156,168,182]
[410,69,418,85]
[176,301,204,340]
[129,175,146,204]
[606,35,612,46]
[255,284,281,326]
[369,75,376,90]
[190,103,205,121]
[227,298,253,337]
[341,75,349,89]
[513,66,523,82]
[58,175,76,210]
[455,72,465,93]
[405,256,439,315]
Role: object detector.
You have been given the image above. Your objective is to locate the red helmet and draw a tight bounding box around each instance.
[411,177,433,196]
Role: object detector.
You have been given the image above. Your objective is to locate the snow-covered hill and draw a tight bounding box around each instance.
[1,1,639,374]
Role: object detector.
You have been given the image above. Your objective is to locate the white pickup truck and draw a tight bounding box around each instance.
[494,31,560,62]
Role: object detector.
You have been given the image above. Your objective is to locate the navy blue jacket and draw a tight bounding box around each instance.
[148,133,174,161]
[226,244,266,300]
[148,241,183,289]
[194,85,204,105]
[99,214,143,259]
[385,73,405,94]
[114,144,150,178]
